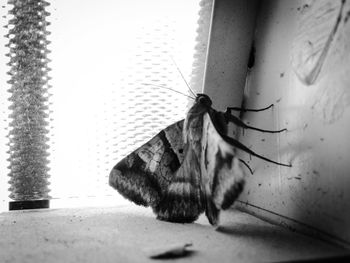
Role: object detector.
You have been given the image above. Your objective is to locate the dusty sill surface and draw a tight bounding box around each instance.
[0,205,347,263]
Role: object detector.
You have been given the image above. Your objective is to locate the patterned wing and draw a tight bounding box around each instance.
[153,110,206,223]
[154,143,205,223]
[200,112,246,226]
[109,120,185,209]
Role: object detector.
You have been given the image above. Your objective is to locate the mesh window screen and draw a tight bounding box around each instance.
[0,2,10,211]
[0,0,213,210]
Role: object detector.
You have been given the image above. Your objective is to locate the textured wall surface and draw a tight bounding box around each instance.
[235,0,350,247]
[0,206,346,263]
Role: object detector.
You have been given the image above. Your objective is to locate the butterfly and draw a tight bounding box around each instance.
[109,92,291,226]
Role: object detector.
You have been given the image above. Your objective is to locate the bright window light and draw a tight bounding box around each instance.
[0,0,212,210]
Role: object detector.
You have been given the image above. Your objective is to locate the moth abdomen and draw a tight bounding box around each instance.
[155,188,204,223]
[154,167,204,223]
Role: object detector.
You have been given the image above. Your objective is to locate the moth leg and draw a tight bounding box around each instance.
[239,159,254,175]
[227,103,274,113]
[224,110,287,133]
[221,133,292,167]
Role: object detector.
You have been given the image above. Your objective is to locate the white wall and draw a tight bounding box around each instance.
[203,0,258,111]
[235,0,350,247]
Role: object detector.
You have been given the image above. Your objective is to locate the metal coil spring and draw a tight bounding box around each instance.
[5,0,51,202]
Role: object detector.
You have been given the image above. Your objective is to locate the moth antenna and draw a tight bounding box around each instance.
[239,159,254,175]
[141,83,195,100]
[169,55,197,98]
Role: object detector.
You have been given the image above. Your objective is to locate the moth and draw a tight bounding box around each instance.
[109,93,291,226]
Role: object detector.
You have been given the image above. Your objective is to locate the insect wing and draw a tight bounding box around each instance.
[109,120,185,208]
[200,112,245,225]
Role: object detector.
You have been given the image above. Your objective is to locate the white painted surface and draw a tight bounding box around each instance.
[235,0,350,247]
[203,0,258,111]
